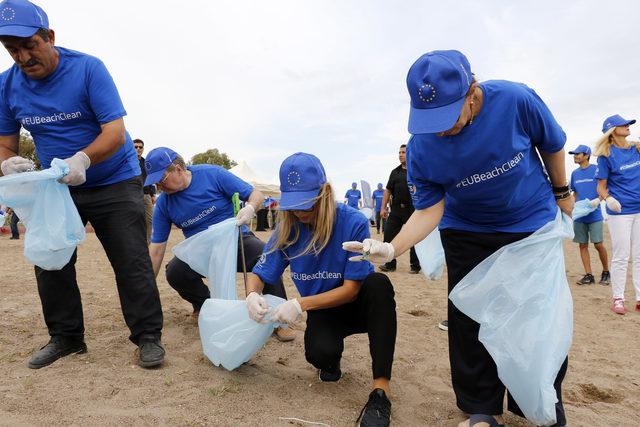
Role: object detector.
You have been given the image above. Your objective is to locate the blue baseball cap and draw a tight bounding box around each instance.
[568,145,591,155]
[377,183,383,189]
[278,152,326,210]
[143,147,178,186]
[0,0,48,38]
[602,114,636,133]
[351,182,357,187]
[407,50,473,134]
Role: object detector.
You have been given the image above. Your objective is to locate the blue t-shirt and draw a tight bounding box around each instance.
[344,189,361,208]
[0,47,139,187]
[570,164,603,223]
[372,189,385,212]
[252,204,374,297]
[406,80,566,233]
[596,145,640,215]
[151,164,253,243]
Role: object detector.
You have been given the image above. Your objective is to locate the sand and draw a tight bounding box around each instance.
[0,226,638,426]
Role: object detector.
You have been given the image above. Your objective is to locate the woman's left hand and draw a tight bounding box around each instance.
[272,298,303,324]
[556,196,574,217]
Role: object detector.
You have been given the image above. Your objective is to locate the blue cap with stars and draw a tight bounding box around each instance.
[0,0,48,38]
[278,152,327,211]
[406,50,473,134]
[601,114,636,133]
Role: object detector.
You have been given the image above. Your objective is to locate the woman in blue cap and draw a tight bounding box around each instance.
[246,152,396,427]
[345,50,572,427]
[594,115,640,315]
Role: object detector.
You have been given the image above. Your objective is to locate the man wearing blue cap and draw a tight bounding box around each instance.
[145,148,293,341]
[372,183,385,234]
[569,144,610,285]
[344,182,361,209]
[0,0,165,369]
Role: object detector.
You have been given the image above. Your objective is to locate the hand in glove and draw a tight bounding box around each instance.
[236,204,255,226]
[246,292,269,323]
[589,198,601,209]
[342,239,395,263]
[606,196,622,213]
[1,156,34,175]
[60,151,91,186]
[271,298,302,324]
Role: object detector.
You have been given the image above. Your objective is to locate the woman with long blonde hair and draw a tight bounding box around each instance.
[245,152,397,427]
[595,114,640,315]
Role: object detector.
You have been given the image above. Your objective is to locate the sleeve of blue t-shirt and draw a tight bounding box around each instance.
[251,233,289,285]
[343,215,375,281]
[0,72,19,135]
[357,190,361,199]
[406,139,445,210]
[344,190,349,198]
[569,170,576,193]
[85,58,128,125]
[213,167,254,201]
[517,85,566,153]
[596,156,610,180]
[150,195,172,244]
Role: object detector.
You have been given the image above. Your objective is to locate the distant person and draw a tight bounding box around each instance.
[133,138,156,243]
[568,145,609,285]
[145,148,293,341]
[0,0,164,369]
[7,207,19,239]
[249,153,396,426]
[595,115,640,315]
[372,183,386,234]
[379,145,421,274]
[344,182,361,209]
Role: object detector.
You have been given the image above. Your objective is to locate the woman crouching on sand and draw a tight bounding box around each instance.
[245,152,396,427]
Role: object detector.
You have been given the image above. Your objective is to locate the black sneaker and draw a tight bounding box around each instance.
[356,388,391,427]
[378,264,395,273]
[319,363,342,382]
[576,273,595,285]
[138,334,165,368]
[599,271,611,286]
[28,336,87,369]
[438,320,448,331]
[409,266,421,274]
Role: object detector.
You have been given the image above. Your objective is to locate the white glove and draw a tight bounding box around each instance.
[342,239,395,263]
[606,196,622,213]
[271,298,302,324]
[1,156,34,175]
[589,198,601,209]
[246,291,269,323]
[236,204,255,226]
[60,151,91,186]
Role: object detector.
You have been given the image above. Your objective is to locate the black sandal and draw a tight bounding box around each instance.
[469,414,505,427]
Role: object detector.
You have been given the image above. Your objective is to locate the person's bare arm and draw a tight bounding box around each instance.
[0,134,18,163]
[81,118,126,165]
[148,241,168,278]
[298,279,361,311]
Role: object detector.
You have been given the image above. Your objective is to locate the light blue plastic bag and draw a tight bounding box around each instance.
[572,198,598,221]
[0,159,85,270]
[414,227,445,280]
[172,218,285,370]
[449,210,573,426]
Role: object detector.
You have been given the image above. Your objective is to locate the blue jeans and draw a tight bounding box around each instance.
[10,211,19,238]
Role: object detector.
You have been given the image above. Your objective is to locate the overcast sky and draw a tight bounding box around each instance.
[2,0,639,196]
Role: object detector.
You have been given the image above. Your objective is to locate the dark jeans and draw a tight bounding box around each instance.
[382,209,419,269]
[165,232,287,311]
[34,177,163,345]
[441,228,567,425]
[304,273,396,379]
[374,211,386,234]
[10,211,19,238]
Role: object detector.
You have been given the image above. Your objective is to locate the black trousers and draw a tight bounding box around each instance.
[441,228,567,425]
[304,273,396,379]
[165,232,287,311]
[382,209,419,269]
[34,177,163,344]
[374,211,386,234]
[10,211,19,238]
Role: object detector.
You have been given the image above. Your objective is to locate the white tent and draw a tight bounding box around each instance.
[229,161,280,198]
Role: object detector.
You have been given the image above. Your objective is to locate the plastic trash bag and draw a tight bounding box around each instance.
[198,294,285,370]
[359,207,373,220]
[172,218,239,300]
[449,209,573,426]
[414,227,445,280]
[572,198,598,221]
[172,218,285,370]
[0,159,85,270]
